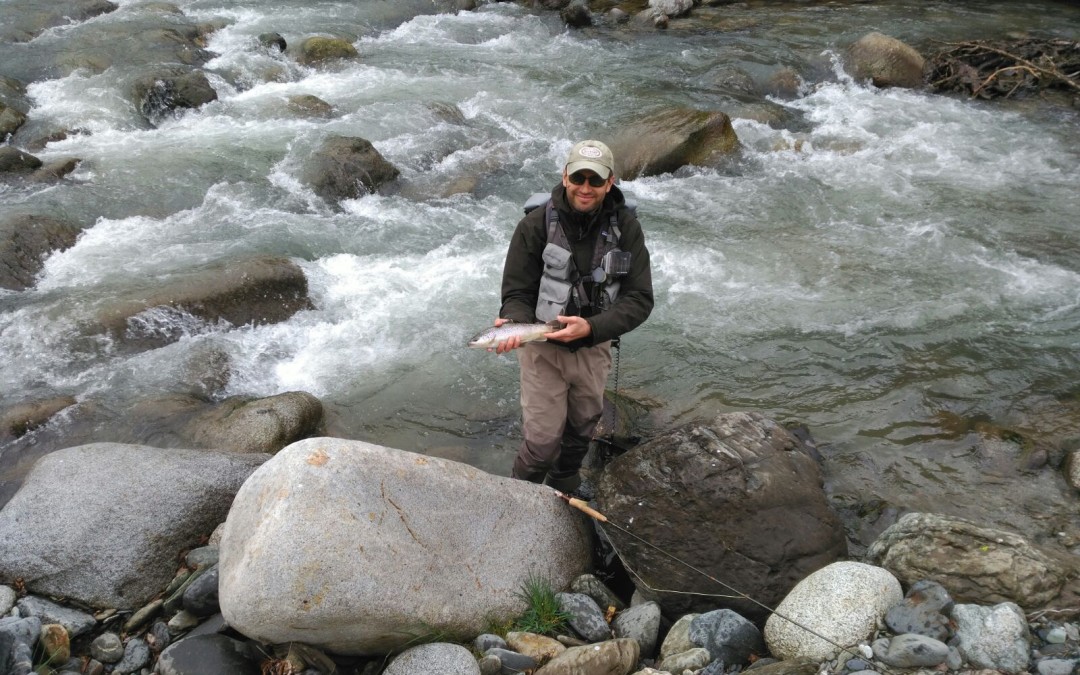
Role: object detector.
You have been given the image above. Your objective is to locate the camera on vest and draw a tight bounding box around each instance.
[592,250,631,283]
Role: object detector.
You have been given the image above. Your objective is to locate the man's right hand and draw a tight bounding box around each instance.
[493,318,522,354]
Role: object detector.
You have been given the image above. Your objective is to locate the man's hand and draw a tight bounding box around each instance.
[492,318,522,354]
[547,315,592,343]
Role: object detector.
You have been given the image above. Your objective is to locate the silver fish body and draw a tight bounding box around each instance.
[468,321,562,349]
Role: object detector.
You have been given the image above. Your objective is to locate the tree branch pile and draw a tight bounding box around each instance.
[927,38,1080,101]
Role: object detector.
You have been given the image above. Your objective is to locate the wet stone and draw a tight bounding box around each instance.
[484,647,537,673]
[112,637,151,674]
[474,633,506,652]
[555,592,612,643]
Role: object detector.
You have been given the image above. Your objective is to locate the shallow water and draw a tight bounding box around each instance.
[2,0,1080,545]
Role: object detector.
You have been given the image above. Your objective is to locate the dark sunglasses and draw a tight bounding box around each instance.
[568,172,608,188]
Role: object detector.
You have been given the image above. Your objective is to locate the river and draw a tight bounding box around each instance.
[2,0,1079,548]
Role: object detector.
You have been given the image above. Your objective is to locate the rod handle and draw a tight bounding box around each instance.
[567,497,608,522]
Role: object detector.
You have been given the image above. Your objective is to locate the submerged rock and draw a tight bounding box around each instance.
[608,107,740,180]
[0,396,78,440]
[301,135,401,203]
[186,391,324,454]
[297,36,359,65]
[847,32,926,89]
[94,255,313,351]
[0,214,82,291]
[131,66,218,125]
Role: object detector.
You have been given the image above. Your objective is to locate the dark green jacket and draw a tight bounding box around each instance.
[500,183,654,349]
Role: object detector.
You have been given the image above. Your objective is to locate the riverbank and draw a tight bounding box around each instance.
[2,432,1079,675]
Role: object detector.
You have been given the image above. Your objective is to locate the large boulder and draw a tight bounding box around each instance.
[648,0,693,18]
[866,511,1078,610]
[297,36,359,66]
[763,561,902,661]
[0,102,28,139]
[186,392,324,453]
[218,438,592,655]
[127,391,324,454]
[0,0,117,43]
[301,135,400,203]
[131,66,218,125]
[0,147,42,174]
[847,32,925,89]
[0,443,269,608]
[94,255,313,350]
[608,107,740,180]
[0,214,82,290]
[0,396,77,441]
[595,411,847,622]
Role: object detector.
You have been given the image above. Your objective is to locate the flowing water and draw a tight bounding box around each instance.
[2,1,1080,546]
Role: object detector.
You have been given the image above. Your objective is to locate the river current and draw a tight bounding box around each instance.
[2,1,1079,545]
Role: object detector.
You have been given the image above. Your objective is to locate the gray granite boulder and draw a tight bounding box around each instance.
[763,561,902,661]
[219,437,592,655]
[0,443,269,608]
[383,643,480,675]
[951,602,1031,673]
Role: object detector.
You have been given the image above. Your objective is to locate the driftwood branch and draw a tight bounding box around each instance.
[975,43,1080,93]
[927,38,1080,100]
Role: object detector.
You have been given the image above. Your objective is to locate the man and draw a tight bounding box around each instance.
[490,139,653,493]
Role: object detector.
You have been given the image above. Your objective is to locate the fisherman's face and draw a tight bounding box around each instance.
[562,169,613,213]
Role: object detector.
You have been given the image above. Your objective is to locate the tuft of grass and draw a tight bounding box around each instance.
[483,614,516,638]
[511,575,572,636]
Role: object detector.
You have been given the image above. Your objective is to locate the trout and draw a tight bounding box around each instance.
[467,321,562,349]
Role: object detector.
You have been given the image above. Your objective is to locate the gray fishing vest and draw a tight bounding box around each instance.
[531,197,625,323]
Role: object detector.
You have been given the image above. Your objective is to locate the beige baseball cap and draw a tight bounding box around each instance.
[564,140,615,179]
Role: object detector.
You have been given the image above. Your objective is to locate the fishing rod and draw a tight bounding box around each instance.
[554,491,894,673]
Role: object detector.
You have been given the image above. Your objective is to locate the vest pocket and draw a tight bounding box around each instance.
[537,275,572,322]
[536,242,574,322]
[541,242,573,280]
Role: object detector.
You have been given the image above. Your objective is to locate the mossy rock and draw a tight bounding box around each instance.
[298,36,358,65]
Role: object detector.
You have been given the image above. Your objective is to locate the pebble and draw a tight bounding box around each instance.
[91,631,125,663]
[112,637,151,674]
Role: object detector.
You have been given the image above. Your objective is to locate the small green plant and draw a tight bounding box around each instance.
[511,575,572,636]
[482,614,516,638]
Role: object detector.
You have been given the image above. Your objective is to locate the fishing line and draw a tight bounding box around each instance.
[555,492,894,672]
